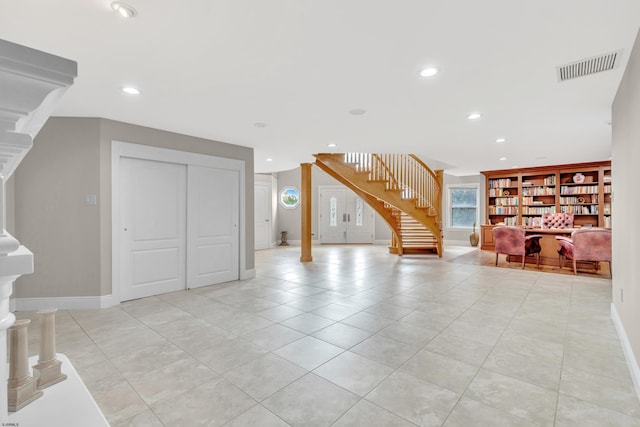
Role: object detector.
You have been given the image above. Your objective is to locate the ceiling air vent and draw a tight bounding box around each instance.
[556,50,622,82]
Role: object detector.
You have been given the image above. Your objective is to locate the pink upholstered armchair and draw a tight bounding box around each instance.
[556,228,612,276]
[492,226,543,269]
[542,213,574,229]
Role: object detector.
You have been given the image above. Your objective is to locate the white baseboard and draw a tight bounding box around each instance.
[285,240,322,246]
[12,295,116,311]
[374,240,391,246]
[241,268,256,280]
[611,303,640,403]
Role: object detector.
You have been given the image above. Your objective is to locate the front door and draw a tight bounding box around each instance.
[319,187,374,244]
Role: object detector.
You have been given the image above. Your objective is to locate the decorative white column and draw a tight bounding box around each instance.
[33,308,67,389]
[0,39,76,422]
[7,319,42,411]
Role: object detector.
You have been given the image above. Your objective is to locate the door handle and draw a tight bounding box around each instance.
[347,214,350,222]
[343,213,347,222]
[265,219,270,222]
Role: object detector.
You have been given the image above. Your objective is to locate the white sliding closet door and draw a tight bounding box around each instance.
[187,166,240,288]
[120,157,187,301]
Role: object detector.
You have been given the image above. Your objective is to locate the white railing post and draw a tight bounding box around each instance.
[0,39,76,422]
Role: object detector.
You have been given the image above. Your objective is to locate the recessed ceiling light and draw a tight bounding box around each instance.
[349,108,366,116]
[121,86,140,95]
[512,165,519,169]
[266,158,273,162]
[111,2,137,18]
[327,143,337,148]
[253,122,268,128]
[499,157,507,161]
[495,138,506,143]
[420,67,439,77]
[467,112,482,120]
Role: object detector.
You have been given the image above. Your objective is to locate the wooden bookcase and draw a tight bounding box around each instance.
[481,161,611,249]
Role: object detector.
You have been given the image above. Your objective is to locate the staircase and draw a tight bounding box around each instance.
[314,153,443,256]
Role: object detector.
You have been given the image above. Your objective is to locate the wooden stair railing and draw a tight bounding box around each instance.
[314,153,443,256]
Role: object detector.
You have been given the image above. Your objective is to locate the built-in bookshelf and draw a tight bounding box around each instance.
[487,175,519,226]
[482,161,612,237]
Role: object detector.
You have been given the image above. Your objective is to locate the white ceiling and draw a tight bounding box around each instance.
[1,1,639,175]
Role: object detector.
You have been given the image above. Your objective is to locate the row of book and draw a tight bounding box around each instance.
[560,205,598,214]
[521,206,557,215]
[488,206,519,215]
[560,185,598,195]
[491,197,519,206]
[522,187,555,196]
[559,195,598,204]
[488,178,513,188]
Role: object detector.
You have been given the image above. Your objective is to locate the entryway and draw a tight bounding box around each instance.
[318,186,374,244]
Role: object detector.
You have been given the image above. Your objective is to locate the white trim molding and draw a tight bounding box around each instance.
[240,269,256,280]
[611,303,640,403]
[12,295,116,311]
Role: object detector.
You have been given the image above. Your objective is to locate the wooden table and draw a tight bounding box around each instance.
[523,227,576,267]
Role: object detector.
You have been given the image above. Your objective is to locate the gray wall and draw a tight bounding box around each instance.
[276,166,393,243]
[13,117,254,298]
[612,29,640,377]
[442,173,486,244]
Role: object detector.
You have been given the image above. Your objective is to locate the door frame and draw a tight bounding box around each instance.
[254,181,272,250]
[112,141,246,303]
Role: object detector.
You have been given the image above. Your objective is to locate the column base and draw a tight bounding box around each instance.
[33,359,67,390]
[8,378,43,412]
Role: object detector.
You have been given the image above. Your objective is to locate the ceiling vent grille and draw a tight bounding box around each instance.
[556,50,622,82]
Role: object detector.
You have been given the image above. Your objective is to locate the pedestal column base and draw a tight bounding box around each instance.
[8,379,43,412]
[33,359,67,390]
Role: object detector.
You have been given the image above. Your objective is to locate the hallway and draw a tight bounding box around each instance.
[16,245,640,426]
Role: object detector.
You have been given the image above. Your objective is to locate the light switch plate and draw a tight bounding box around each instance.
[84,194,97,206]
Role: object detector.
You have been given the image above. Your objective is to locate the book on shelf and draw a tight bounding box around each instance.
[492,196,519,206]
[559,205,599,214]
[521,206,556,215]
[522,187,555,196]
[489,206,519,215]
[489,178,513,188]
[560,185,598,195]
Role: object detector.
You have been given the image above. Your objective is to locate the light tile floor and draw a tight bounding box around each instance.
[16,245,640,426]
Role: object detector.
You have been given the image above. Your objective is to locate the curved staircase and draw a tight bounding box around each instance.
[314,153,443,256]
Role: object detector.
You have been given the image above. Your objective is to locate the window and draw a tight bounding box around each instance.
[279,186,300,209]
[448,185,479,228]
[329,197,337,226]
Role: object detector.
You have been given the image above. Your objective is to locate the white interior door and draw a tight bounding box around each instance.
[187,166,240,288]
[254,182,271,250]
[120,157,187,301]
[319,187,374,244]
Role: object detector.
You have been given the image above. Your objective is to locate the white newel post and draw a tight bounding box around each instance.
[0,39,76,422]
